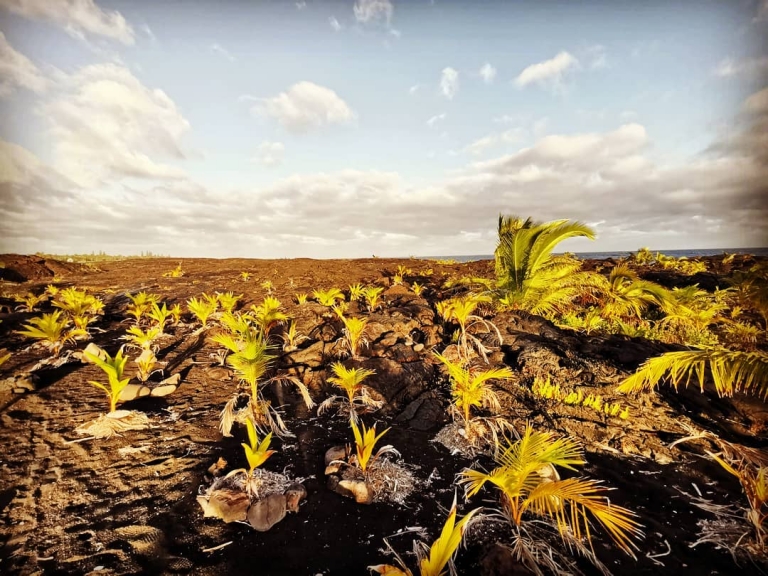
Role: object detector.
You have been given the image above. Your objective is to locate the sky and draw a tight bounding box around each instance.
[0,0,767,258]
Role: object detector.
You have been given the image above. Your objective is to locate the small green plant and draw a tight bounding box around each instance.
[240,418,276,476]
[532,376,630,420]
[0,350,11,369]
[250,296,288,335]
[126,291,158,323]
[411,282,424,296]
[84,346,131,413]
[369,496,479,576]
[313,287,345,307]
[162,263,184,278]
[295,293,308,305]
[339,315,368,357]
[437,295,502,361]
[240,271,251,282]
[434,353,513,438]
[280,321,308,352]
[147,302,171,331]
[261,280,274,293]
[14,292,47,312]
[16,311,84,356]
[363,286,384,311]
[168,303,182,325]
[350,417,393,474]
[122,325,162,350]
[349,283,365,301]
[319,363,380,420]
[217,291,242,314]
[187,295,218,328]
[134,349,160,382]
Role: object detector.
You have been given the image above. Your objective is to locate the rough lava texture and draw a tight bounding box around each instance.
[0,255,765,575]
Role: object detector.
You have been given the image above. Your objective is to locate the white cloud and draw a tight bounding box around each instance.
[255,81,356,133]
[1,0,134,45]
[329,16,342,32]
[514,51,579,90]
[464,135,497,156]
[295,1,307,10]
[409,84,419,95]
[440,67,459,99]
[479,62,497,84]
[255,141,285,167]
[210,43,235,62]
[713,56,768,78]
[40,63,190,187]
[0,32,48,96]
[353,0,393,24]
[3,109,767,256]
[426,113,446,128]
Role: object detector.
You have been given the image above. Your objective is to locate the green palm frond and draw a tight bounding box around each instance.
[618,348,768,400]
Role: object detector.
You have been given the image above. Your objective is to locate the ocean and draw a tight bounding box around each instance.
[417,247,768,263]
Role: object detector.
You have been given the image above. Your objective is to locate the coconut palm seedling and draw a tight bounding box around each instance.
[215,330,311,437]
[217,291,242,314]
[319,363,381,421]
[437,295,502,361]
[134,349,161,382]
[14,291,47,312]
[364,286,385,312]
[348,283,365,301]
[250,296,288,336]
[53,287,104,333]
[187,295,218,329]
[369,495,480,576]
[338,315,369,358]
[16,310,85,357]
[162,263,184,278]
[126,291,158,324]
[458,426,642,573]
[313,287,345,307]
[617,348,768,400]
[280,321,308,352]
[169,303,182,326]
[239,418,276,476]
[147,302,171,332]
[332,301,349,318]
[84,346,131,413]
[434,353,514,440]
[350,417,395,474]
[122,325,162,351]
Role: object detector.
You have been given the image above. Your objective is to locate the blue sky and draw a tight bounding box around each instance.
[0,0,767,257]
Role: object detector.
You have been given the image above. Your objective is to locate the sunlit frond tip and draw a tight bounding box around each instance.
[618,349,768,401]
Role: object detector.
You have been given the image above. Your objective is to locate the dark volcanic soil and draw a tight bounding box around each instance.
[0,255,765,576]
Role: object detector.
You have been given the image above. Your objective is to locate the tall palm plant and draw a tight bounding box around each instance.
[494,215,599,315]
